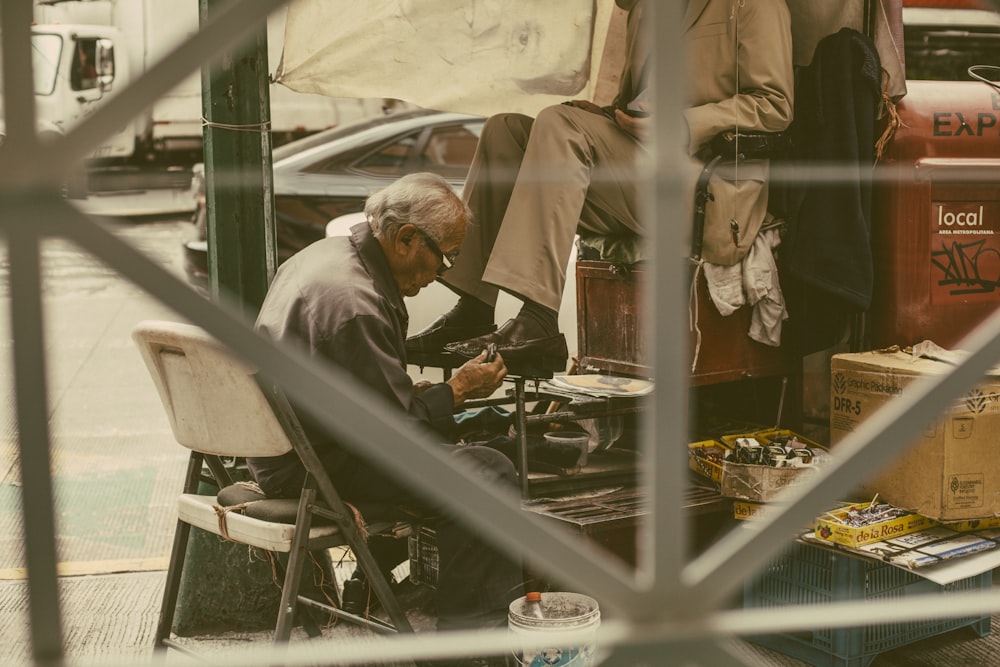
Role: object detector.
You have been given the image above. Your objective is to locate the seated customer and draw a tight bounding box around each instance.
[405,0,649,376]
[246,172,523,645]
[407,0,794,368]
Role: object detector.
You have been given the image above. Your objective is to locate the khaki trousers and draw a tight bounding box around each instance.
[444,104,643,312]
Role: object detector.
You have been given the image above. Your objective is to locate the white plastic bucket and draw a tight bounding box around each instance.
[508,592,600,667]
[543,431,590,467]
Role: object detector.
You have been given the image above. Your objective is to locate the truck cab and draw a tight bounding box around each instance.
[10,23,134,158]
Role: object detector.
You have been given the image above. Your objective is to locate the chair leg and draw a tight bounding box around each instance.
[274,486,318,642]
[351,534,414,633]
[154,519,193,649]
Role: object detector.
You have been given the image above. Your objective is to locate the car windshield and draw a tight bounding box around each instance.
[31,33,63,95]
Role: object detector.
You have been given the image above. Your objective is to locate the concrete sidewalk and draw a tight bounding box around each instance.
[0,290,187,580]
[0,220,189,665]
[3,564,998,667]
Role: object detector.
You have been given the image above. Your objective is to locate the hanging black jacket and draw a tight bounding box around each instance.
[779,27,884,354]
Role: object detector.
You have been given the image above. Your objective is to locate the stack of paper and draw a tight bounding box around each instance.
[544,374,654,398]
[849,526,996,568]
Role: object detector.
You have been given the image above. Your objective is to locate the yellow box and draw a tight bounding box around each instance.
[733,500,769,521]
[688,439,730,485]
[736,500,852,527]
[814,502,938,548]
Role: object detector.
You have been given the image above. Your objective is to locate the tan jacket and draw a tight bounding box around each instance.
[683,0,795,154]
[682,0,795,265]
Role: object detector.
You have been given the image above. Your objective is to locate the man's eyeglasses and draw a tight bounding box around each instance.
[417,228,459,275]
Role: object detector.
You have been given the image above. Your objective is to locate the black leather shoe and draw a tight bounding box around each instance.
[341,576,369,615]
[445,318,568,376]
[406,313,496,355]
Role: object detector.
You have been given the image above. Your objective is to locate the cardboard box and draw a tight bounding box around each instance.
[830,350,1000,521]
[717,430,828,502]
[941,516,1000,533]
[721,459,822,502]
[814,502,938,548]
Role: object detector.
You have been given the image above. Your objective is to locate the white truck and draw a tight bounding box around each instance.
[19,0,388,163]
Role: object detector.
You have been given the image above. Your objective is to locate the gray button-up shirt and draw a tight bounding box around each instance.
[248,222,455,496]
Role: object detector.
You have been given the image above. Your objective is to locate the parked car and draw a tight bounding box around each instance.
[183,108,485,283]
[901,1,1000,81]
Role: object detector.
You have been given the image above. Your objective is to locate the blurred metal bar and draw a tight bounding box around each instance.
[4,1,1000,664]
[0,0,41,170]
[640,0,692,612]
[4,199,63,665]
[1,5,81,662]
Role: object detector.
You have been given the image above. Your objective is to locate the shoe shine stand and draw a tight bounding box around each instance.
[408,348,732,568]
[406,252,802,564]
[408,349,646,500]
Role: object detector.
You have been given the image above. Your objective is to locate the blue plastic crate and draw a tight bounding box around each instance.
[744,541,991,667]
[407,525,438,589]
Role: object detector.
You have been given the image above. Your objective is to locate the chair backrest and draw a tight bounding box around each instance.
[132,320,293,459]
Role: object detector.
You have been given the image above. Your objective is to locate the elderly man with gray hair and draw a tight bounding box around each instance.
[247,172,524,653]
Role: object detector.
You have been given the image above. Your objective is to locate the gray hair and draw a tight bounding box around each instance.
[365,172,471,243]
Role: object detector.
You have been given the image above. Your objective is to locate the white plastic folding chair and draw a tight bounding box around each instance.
[131,320,413,653]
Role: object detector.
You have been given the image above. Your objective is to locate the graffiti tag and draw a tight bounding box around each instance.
[931,239,1000,295]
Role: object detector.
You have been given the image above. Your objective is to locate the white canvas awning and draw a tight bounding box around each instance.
[277,1,910,116]
[275,0,619,117]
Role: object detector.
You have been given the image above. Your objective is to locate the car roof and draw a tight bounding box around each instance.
[271,108,484,167]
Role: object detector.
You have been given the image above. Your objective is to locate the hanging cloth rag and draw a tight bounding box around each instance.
[702,223,787,347]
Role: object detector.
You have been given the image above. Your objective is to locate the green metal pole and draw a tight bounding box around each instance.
[168,0,282,636]
[201,0,277,314]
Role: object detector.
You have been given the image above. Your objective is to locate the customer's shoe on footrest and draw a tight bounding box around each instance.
[445,317,568,376]
[406,313,496,355]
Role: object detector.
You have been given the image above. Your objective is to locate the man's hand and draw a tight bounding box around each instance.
[564,100,649,142]
[563,99,605,116]
[615,106,649,142]
[446,349,507,406]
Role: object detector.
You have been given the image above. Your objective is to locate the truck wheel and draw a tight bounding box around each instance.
[40,131,88,199]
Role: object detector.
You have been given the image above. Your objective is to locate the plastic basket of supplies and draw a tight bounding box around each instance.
[744,541,991,667]
[407,525,439,589]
